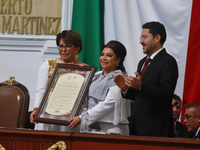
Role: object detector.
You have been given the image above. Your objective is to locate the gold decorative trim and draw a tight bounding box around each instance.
[46,141,67,150]
[0,144,6,150]
[75,54,79,60]
[1,77,19,86]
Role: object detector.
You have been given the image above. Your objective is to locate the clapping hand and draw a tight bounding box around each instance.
[125,72,142,90]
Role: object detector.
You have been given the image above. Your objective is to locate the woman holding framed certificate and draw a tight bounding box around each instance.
[30,30,87,132]
[69,40,131,135]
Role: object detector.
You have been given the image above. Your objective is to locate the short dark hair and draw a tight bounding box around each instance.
[56,32,62,46]
[186,103,200,116]
[142,21,166,45]
[60,30,83,53]
[102,40,127,73]
[173,94,181,103]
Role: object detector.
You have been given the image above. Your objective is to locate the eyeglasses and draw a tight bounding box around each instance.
[140,35,148,40]
[58,45,75,50]
[140,34,154,40]
[183,115,199,120]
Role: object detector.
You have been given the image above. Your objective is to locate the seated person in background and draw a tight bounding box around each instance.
[30,30,86,132]
[184,103,200,139]
[172,94,190,138]
[68,40,131,135]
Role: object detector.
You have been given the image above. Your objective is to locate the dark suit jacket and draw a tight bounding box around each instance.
[196,131,200,139]
[124,49,178,137]
[191,128,200,139]
[175,121,190,138]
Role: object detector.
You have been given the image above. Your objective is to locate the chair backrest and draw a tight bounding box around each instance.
[0,77,29,128]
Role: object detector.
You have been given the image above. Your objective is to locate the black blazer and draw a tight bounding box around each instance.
[196,131,200,139]
[175,121,190,138]
[124,49,178,137]
[191,129,200,139]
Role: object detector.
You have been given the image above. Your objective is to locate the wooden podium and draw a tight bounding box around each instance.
[0,128,199,150]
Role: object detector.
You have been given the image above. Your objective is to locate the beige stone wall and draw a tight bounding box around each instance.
[0,0,62,35]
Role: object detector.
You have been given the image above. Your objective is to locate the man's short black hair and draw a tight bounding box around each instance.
[173,94,181,103]
[142,21,166,45]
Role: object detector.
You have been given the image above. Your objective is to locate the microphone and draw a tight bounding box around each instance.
[183,100,187,105]
[180,100,187,114]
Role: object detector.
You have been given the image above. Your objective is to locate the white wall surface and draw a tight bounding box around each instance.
[0,0,73,111]
[0,35,58,111]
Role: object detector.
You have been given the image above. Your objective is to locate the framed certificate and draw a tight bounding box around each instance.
[34,64,97,125]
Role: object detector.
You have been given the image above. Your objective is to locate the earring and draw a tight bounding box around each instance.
[75,55,79,60]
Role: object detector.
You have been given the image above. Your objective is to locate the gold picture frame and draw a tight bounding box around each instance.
[34,64,96,125]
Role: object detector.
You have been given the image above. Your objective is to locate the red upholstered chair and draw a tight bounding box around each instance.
[0,77,29,128]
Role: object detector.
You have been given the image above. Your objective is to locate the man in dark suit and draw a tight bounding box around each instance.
[114,21,178,137]
[184,103,200,139]
[172,94,190,138]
